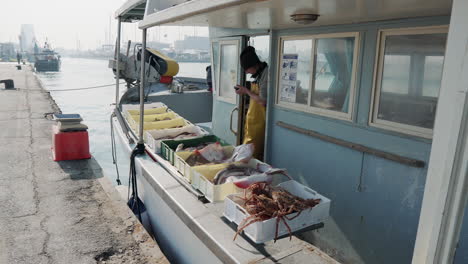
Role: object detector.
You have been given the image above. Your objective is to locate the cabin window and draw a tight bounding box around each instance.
[277,33,359,120]
[371,26,448,138]
[217,40,239,104]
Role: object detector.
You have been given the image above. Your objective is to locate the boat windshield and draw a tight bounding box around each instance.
[36,54,59,60]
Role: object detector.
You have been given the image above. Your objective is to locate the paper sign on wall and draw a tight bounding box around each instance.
[280,54,298,103]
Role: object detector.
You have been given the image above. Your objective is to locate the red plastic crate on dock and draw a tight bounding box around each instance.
[52,125,91,161]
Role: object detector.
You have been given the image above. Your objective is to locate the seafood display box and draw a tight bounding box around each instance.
[174,145,234,183]
[144,125,209,154]
[192,159,287,203]
[160,135,229,165]
[125,107,193,134]
[223,180,331,243]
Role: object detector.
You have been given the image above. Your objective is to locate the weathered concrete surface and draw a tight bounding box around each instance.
[0,64,169,264]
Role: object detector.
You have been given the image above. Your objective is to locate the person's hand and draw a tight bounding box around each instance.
[234,85,248,95]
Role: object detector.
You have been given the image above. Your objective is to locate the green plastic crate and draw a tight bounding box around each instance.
[160,135,229,165]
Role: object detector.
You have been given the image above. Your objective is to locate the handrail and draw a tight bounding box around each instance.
[230,107,238,136]
[276,121,425,168]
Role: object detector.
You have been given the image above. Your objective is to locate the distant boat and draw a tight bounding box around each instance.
[34,41,61,72]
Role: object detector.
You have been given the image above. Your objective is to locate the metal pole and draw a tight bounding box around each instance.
[138,28,147,144]
[115,17,121,109]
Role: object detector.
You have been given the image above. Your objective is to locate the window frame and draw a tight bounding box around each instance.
[216,39,240,104]
[209,40,219,95]
[275,32,360,121]
[369,25,449,138]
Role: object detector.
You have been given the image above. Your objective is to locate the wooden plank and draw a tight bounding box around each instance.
[276,121,425,168]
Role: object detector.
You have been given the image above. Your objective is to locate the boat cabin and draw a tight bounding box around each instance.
[113,0,468,263]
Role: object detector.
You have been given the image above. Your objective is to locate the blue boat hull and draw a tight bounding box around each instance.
[35,59,61,72]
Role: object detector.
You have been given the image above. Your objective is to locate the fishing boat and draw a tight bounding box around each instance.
[34,41,61,72]
[110,0,468,263]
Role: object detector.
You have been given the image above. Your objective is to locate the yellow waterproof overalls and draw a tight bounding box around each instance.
[242,82,266,160]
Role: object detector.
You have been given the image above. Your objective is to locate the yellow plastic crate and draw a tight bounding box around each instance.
[128,112,179,130]
[135,118,188,133]
[130,112,177,122]
[173,146,234,183]
[126,106,168,115]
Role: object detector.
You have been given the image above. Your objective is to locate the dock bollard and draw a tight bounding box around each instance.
[0,79,15,89]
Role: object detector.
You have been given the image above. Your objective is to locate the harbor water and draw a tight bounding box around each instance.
[37,57,209,185]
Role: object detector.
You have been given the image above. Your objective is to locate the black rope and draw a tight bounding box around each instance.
[128,143,145,222]
[110,113,121,185]
[47,82,126,92]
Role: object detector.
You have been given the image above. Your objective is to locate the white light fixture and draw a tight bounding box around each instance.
[290,13,319,25]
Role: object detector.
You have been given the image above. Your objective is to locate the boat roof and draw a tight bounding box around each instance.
[115,0,146,22]
[139,0,452,29]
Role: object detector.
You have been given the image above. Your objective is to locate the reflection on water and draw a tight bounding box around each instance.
[37,57,208,185]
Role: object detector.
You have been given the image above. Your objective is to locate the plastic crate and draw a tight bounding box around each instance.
[127,112,179,131]
[130,111,177,122]
[124,106,168,128]
[223,180,331,243]
[160,135,229,165]
[173,145,234,183]
[144,125,209,154]
[126,105,168,116]
[52,125,91,161]
[191,159,287,203]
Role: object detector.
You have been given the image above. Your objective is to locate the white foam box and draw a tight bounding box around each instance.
[191,159,285,203]
[223,180,331,243]
[144,125,208,154]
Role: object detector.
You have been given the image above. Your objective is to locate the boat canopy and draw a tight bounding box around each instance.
[139,0,452,29]
[115,0,146,22]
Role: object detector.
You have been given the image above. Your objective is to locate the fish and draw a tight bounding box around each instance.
[213,164,261,185]
[213,164,292,187]
[198,142,225,162]
[185,151,211,166]
[175,142,215,153]
[183,142,227,166]
[154,117,173,121]
[175,143,185,152]
[172,132,198,140]
[229,174,274,189]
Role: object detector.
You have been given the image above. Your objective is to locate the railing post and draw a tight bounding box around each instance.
[138,28,147,144]
[115,16,122,109]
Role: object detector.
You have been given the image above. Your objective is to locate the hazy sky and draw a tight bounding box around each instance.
[0,0,208,50]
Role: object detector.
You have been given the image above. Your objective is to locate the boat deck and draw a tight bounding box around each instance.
[114,112,339,264]
[0,64,167,264]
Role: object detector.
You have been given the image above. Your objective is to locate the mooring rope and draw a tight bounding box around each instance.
[46,82,126,92]
[110,113,121,185]
[128,144,145,222]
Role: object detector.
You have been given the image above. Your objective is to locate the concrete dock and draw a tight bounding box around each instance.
[0,64,168,264]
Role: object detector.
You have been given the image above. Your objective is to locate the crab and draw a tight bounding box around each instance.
[233,182,321,242]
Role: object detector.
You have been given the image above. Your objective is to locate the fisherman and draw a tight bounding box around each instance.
[16,52,22,64]
[206,65,213,92]
[234,46,268,160]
